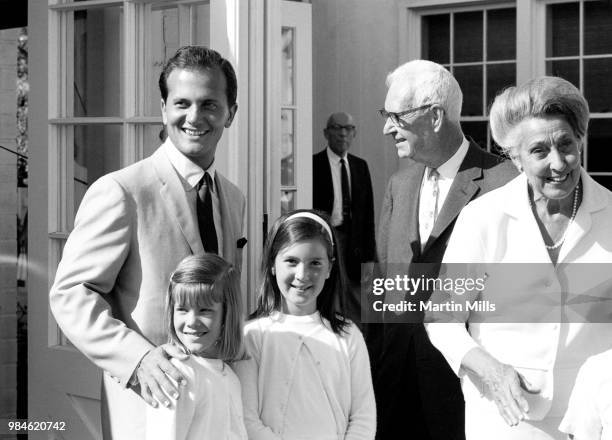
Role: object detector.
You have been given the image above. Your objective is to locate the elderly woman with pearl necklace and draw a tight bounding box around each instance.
[425,76,612,439]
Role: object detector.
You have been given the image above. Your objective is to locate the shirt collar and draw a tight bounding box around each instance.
[161,138,216,190]
[326,146,348,163]
[435,137,469,180]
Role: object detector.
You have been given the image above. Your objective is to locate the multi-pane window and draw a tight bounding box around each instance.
[546,0,612,189]
[48,0,211,345]
[421,6,516,153]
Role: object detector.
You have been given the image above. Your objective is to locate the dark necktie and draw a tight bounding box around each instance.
[340,158,351,224]
[197,172,218,254]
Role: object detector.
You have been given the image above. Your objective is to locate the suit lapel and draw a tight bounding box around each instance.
[424,143,481,252]
[152,149,205,255]
[559,170,602,263]
[406,162,426,259]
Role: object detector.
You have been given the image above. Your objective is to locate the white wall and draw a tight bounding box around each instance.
[311,0,402,228]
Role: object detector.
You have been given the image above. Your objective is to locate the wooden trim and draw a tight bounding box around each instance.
[247,0,266,312]
[49,0,124,12]
[266,0,282,219]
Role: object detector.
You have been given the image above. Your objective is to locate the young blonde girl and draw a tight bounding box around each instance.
[234,210,376,440]
[146,254,247,440]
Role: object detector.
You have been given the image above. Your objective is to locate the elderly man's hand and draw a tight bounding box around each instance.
[462,347,540,426]
[134,344,189,408]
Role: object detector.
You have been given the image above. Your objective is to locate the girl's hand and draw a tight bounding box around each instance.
[461,347,540,426]
[134,343,189,408]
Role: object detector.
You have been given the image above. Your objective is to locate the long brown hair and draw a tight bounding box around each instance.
[251,209,349,334]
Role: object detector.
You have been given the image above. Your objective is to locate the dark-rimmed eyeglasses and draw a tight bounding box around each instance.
[327,123,356,132]
[378,103,437,126]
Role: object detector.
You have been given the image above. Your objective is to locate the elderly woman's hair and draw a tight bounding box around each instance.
[489,76,589,155]
[386,60,463,123]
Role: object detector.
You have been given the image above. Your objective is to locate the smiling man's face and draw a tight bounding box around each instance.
[161,67,237,169]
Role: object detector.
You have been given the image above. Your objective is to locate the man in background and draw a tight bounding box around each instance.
[313,112,376,326]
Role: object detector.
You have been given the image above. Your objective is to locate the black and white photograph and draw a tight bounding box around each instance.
[2,0,612,439]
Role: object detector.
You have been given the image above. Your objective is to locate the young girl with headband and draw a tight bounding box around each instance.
[234,209,376,439]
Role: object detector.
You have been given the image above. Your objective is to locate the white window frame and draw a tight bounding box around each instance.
[401,1,517,151]
[539,0,612,181]
[400,0,612,185]
[46,0,224,347]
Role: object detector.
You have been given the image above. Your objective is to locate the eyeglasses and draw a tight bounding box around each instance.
[378,103,437,126]
[327,124,356,132]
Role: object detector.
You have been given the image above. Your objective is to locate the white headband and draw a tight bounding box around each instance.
[285,212,334,246]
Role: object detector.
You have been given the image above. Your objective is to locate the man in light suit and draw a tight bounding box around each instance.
[50,46,246,439]
[368,60,517,439]
[313,112,376,326]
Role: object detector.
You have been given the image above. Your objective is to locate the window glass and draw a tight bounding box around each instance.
[421,8,516,150]
[281,109,295,186]
[487,9,515,61]
[282,27,295,106]
[143,124,166,158]
[486,63,515,112]
[421,14,450,64]
[584,58,612,113]
[584,0,612,55]
[73,124,122,212]
[281,190,295,215]
[587,119,612,173]
[146,3,210,116]
[73,7,122,117]
[193,3,211,47]
[547,3,579,57]
[454,65,482,116]
[546,60,580,89]
[460,121,488,153]
[454,11,483,63]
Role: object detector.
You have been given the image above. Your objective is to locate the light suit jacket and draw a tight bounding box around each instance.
[427,169,612,427]
[49,145,246,439]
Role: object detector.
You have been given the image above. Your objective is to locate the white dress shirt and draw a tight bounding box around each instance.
[418,137,469,245]
[162,139,222,251]
[326,147,352,227]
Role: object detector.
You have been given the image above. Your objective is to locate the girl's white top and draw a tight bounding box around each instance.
[560,349,612,440]
[233,311,376,440]
[145,356,247,440]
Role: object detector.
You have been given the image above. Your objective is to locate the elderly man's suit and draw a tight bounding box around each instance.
[370,141,517,440]
[50,143,245,439]
[313,150,376,323]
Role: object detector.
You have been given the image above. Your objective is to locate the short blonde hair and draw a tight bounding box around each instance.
[489,76,589,156]
[166,254,246,361]
[386,60,463,123]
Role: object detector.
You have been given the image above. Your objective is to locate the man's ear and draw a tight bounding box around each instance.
[161,98,168,125]
[224,103,238,128]
[431,105,445,133]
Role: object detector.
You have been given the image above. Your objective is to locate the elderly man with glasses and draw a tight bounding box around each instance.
[313,112,376,328]
[367,60,517,439]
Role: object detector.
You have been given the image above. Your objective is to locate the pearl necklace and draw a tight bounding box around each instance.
[528,182,580,251]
